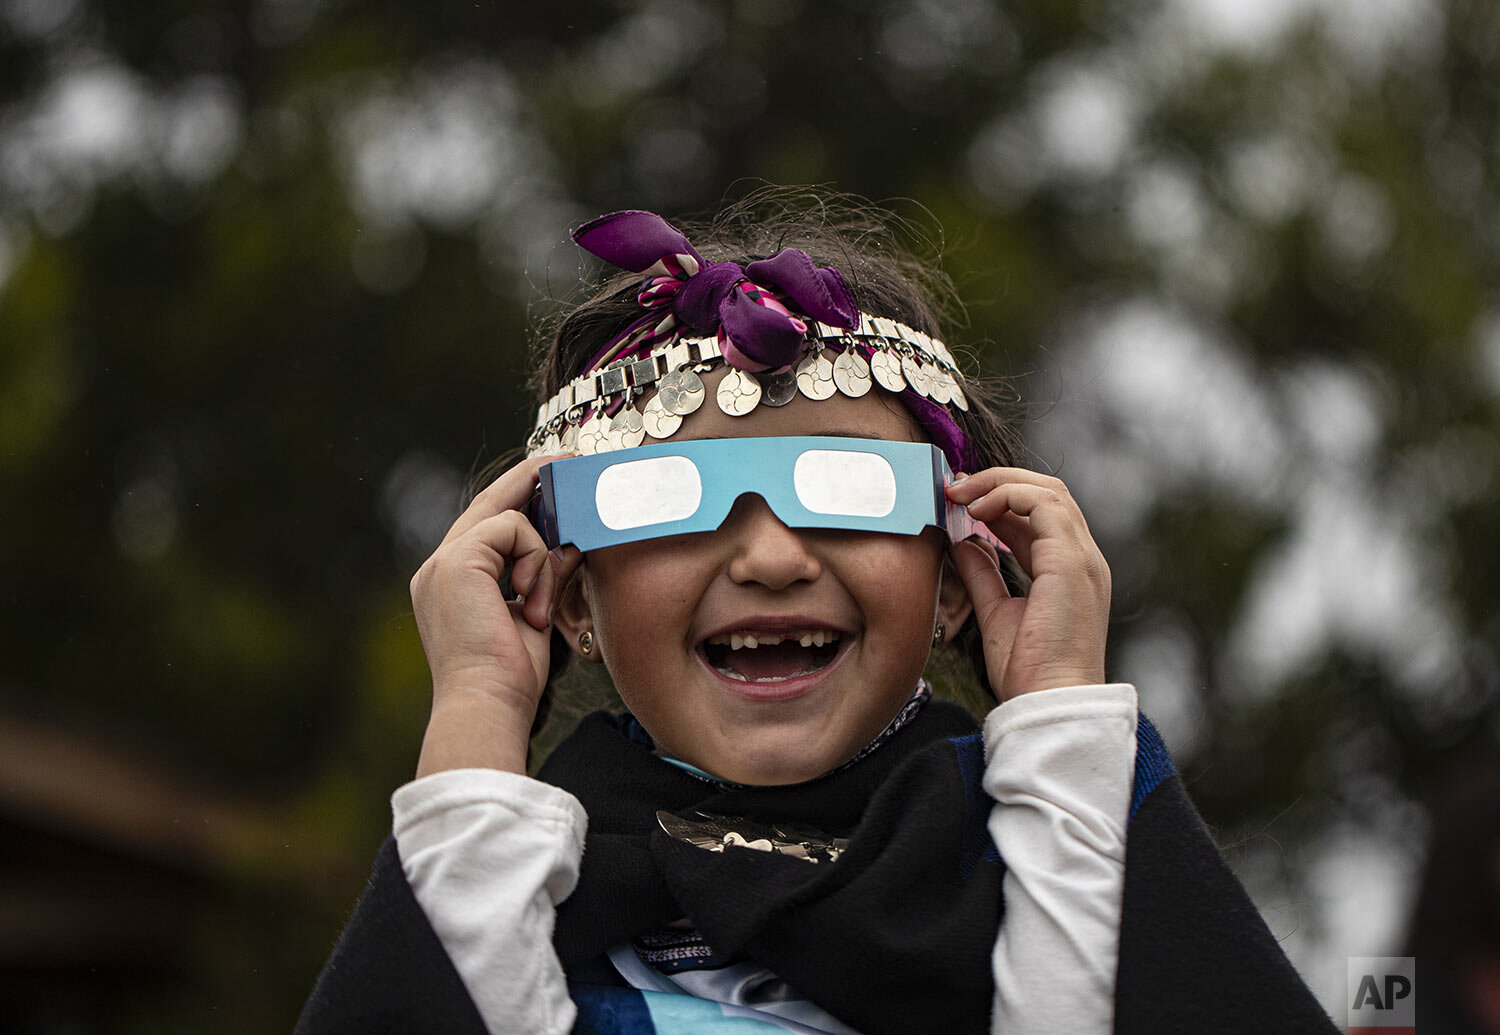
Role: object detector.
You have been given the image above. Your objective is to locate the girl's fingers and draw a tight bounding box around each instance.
[946,467,1112,701]
[970,509,1036,576]
[412,511,558,702]
[973,483,1109,603]
[413,510,553,626]
[521,545,585,632]
[946,467,1073,504]
[508,526,552,600]
[958,481,1086,535]
[950,539,1023,691]
[964,487,1076,575]
[441,453,573,547]
[510,597,557,660]
[411,460,577,779]
[951,538,1011,616]
[519,556,557,633]
[469,510,552,585]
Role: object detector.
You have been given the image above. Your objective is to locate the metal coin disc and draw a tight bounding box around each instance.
[870,350,907,392]
[940,370,965,408]
[760,369,799,407]
[642,394,683,438]
[925,366,953,405]
[832,349,873,397]
[901,355,933,398]
[542,431,562,456]
[950,382,970,411]
[656,368,705,416]
[575,414,605,454]
[795,352,837,400]
[717,368,762,416]
[560,422,580,453]
[611,405,646,448]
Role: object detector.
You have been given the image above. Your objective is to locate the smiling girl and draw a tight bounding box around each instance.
[297,192,1336,1035]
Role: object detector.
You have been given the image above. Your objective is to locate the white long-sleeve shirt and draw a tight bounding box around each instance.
[393,683,1138,1035]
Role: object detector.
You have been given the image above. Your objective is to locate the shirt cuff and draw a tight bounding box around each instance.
[393,767,588,862]
[984,682,1138,747]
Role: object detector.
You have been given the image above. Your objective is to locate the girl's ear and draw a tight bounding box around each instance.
[935,547,975,643]
[551,561,604,663]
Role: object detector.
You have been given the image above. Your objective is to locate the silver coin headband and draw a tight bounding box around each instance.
[525,315,970,459]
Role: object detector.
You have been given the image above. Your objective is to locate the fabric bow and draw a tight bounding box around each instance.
[572,210,859,372]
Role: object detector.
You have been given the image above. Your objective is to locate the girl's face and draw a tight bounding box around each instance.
[559,368,972,786]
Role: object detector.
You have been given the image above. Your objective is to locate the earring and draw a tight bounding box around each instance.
[579,630,594,656]
[933,622,945,644]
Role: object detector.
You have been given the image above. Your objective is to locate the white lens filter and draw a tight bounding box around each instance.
[793,449,897,517]
[595,455,703,530]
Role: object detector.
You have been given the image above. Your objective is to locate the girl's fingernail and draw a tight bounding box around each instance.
[550,548,565,564]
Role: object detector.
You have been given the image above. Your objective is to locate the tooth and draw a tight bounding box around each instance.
[800,632,813,647]
[814,631,826,647]
[731,633,743,650]
[744,634,758,648]
[759,634,781,645]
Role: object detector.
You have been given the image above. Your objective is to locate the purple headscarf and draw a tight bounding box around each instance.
[572,209,972,471]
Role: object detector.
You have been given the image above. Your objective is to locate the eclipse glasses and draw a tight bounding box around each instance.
[532,435,1002,553]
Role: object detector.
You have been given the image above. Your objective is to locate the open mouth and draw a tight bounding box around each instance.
[700,629,844,684]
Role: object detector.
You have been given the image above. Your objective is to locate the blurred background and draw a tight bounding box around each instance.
[2,0,1497,1030]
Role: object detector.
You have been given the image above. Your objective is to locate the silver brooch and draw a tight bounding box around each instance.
[656,809,849,865]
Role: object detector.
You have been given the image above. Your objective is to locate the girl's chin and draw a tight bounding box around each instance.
[695,735,857,786]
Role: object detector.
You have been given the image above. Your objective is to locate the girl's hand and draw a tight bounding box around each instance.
[408,454,583,777]
[945,469,1111,702]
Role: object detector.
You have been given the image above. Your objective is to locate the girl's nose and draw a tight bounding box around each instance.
[723,493,822,590]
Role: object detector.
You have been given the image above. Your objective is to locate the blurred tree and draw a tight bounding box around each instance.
[1,0,1496,1025]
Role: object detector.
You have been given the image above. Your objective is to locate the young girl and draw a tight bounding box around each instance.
[297,193,1337,1034]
